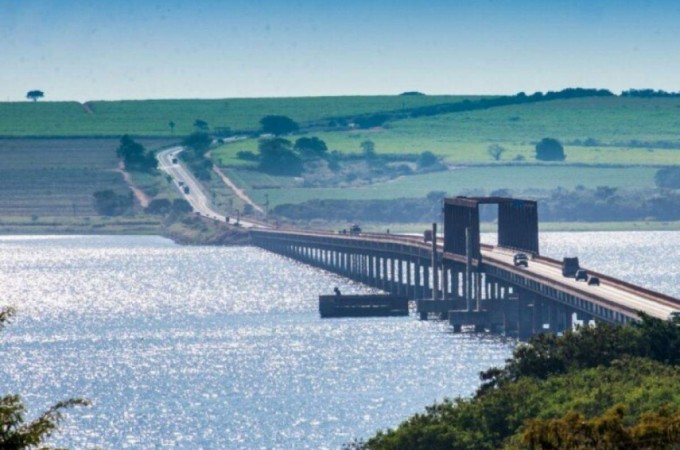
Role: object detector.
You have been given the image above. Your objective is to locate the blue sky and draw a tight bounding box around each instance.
[2,0,679,101]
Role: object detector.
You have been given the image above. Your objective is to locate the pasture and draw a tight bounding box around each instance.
[0,95,469,137]
[243,165,658,208]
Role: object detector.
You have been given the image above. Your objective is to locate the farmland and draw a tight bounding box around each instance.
[0,95,470,137]
[0,138,172,217]
[213,96,680,166]
[244,166,659,208]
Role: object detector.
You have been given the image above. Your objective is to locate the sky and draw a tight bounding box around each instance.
[2,0,680,101]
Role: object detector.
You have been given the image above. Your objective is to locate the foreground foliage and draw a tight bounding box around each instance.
[354,316,680,449]
[1,307,89,449]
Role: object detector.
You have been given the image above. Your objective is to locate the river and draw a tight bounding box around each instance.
[0,232,678,449]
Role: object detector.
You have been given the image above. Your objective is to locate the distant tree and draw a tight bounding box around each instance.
[182,132,212,157]
[354,114,388,129]
[168,121,175,133]
[236,150,258,161]
[171,198,193,214]
[116,135,157,172]
[214,126,232,138]
[399,91,425,96]
[145,198,172,215]
[25,90,44,102]
[360,140,376,159]
[260,115,299,135]
[487,144,507,161]
[654,166,680,189]
[294,137,328,158]
[194,119,209,131]
[258,138,303,176]
[1,307,89,449]
[93,190,133,216]
[535,138,566,161]
[417,150,438,169]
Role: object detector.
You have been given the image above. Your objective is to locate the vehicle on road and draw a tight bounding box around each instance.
[183,186,190,194]
[172,158,178,164]
[669,311,680,321]
[513,252,529,267]
[575,269,589,281]
[562,257,580,277]
[349,224,361,235]
[587,276,600,286]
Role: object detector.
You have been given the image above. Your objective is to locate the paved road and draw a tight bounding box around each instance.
[157,146,260,228]
[480,246,678,320]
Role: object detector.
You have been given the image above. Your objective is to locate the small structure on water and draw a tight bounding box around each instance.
[319,290,409,318]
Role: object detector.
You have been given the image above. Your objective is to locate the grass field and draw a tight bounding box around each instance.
[0,138,172,216]
[243,165,658,208]
[0,95,470,137]
[211,96,680,166]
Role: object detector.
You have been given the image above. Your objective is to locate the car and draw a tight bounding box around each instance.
[171,157,178,164]
[669,311,680,321]
[349,224,361,235]
[575,269,588,281]
[183,186,190,194]
[513,252,529,267]
[587,276,600,286]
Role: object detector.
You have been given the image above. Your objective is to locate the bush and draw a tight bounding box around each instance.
[535,138,566,161]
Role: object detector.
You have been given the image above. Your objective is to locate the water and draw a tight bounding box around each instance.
[0,232,678,449]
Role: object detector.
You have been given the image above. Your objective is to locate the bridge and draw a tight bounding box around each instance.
[251,196,680,339]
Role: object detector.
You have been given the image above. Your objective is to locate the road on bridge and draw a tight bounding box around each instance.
[479,246,679,321]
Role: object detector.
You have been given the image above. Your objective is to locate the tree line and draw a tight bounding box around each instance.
[348,315,680,449]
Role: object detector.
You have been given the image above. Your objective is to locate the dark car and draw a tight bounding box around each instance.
[587,276,600,286]
[562,257,580,277]
[575,269,588,281]
[513,253,529,267]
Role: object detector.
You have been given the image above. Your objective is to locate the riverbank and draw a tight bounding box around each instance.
[1,216,679,243]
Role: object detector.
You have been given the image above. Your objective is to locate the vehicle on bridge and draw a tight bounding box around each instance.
[575,269,589,282]
[423,229,433,243]
[562,257,580,277]
[349,224,362,235]
[513,252,529,267]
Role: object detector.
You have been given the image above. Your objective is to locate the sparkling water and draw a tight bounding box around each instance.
[0,232,677,449]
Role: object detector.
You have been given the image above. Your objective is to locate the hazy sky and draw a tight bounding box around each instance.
[2,0,680,101]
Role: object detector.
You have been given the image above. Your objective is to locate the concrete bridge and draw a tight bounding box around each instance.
[253,196,679,338]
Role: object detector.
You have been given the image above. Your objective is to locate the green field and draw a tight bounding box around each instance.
[0,95,470,137]
[211,96,680,166]
[243,166,658,208]
[0,138,171,216]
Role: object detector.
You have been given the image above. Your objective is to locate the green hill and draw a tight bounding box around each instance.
[0,95,470,137]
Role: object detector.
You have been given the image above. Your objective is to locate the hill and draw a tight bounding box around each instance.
[0,95,470,137]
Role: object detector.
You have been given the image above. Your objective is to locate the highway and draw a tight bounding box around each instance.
[156,146,260,228]
[153,150,679,320]
[481,246,679,321]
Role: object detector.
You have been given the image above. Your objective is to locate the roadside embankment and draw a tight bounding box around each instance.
[161,214,251,245]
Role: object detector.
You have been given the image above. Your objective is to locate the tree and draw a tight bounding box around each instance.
[487,144,507,161]
[145,198,172,215]
[116,135,157,172]
[1,307,89,449]
[360,140,376,159]
[654,166,680,189]
[417,151,438,169]
[194,119,209,131]
[260,115,299,135]
[171,199,193,214]
[535,138,566,161]
[182,132,212,157]
[25,90,44,102]
[294,137,328,158]
[258,138,303,176]
[93,190,133,216]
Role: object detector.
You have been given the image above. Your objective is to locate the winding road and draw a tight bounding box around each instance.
[156,146,260,228]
